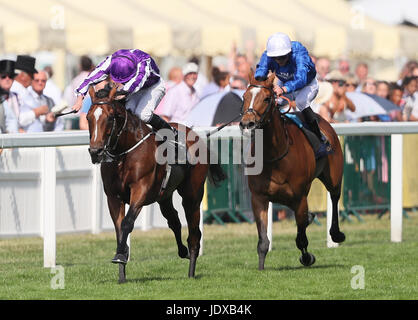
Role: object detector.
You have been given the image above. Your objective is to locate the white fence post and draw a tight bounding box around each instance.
[199,202,204,256]
[268,202,273,251]
[91,164,102,234]
[391,134,403,242]
[326,192,339,248]
[41,147,56,268]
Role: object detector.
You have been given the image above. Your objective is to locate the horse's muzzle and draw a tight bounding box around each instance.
[88,147,104,164]
[239,120,257,137]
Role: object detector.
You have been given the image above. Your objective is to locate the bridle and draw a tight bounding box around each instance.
[89,100,153,161]
[242,84,276,129]
[242,84,292,162]
[242,84,291,129]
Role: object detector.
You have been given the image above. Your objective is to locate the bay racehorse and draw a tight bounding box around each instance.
[239,70,345,270]
[86,84,225,283]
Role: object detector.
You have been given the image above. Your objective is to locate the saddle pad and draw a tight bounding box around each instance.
[283,112,330,159]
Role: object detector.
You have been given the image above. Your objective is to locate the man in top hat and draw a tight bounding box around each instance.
[0,59,19,133]
[11,55,49,131]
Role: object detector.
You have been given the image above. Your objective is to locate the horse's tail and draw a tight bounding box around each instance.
[206,143,227,187]
[207,162,227,187]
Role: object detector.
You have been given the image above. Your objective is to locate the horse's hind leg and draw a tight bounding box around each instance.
[318,174,345,243]
[293,196,316,267]
[158,195,189,259]
[251,194,270,270]
[178,182,204,278]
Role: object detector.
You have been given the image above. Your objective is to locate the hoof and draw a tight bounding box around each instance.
[178,246,190,259]
[112,253,128,265]
[299,252,316,267]
[331,231,346,243]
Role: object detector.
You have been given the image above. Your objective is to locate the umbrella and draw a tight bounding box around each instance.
[364,93,399,113]
[185,89,244,127]
[345,92,390,120]
[211,91,243,126]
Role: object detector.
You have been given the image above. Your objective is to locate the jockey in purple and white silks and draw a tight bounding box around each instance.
[72,49,174,135]
[255,33,328,145]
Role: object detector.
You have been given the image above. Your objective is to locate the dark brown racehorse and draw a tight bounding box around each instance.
[86,84,225,283]
[239,70,345,270]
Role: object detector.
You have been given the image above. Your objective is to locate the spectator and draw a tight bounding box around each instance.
[11,55,49,132]
[188,56,208,97]
[388,83,404,121]
[0,59,19,133]
[325,70,355,123]
[402,76,418,121]
[397,60,418,86]
[63,55,94,106]
[344,75,357,92]
[315,57,330,81]
[376,81,390,99]
[21,70,63,132]
[229,75,248,90]
[229,41,254,83]
[312,80,333,122]
[161,62,200,124]
[338,58,350,76]
[362,77,377,95]
[78,94,92,130]
[355,62,369,92]
[43,66,62,106]
[200,66,230,99]
[412,66,418,77]
[154,66,183,120]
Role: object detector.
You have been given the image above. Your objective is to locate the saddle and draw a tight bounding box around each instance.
[283,112,333,159]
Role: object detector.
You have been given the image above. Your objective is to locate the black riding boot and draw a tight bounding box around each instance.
[148,113,176,133]
[147,114,186,163]
[302,107,325,142]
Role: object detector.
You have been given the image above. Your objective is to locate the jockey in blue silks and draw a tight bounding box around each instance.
[255,32,328,145]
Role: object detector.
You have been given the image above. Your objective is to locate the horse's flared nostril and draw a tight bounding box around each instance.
[248,121,255,129]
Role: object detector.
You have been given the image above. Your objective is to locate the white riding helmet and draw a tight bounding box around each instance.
[266,32,292,57]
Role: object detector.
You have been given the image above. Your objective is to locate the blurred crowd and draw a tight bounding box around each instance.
[311,56,418,123]
[1,48,418,135]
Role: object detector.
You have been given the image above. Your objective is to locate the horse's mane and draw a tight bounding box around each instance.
[94,86,141,130]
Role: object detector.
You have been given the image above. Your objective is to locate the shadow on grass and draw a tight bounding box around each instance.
[268,264,346,271]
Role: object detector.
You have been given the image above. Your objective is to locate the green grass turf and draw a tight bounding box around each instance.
[0,212,417,300]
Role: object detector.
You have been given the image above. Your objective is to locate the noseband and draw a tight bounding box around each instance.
[242,84,276,128]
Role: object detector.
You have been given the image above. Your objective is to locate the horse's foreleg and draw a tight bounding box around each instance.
[251,194,270,270]
[114,204,142,265]
[293,196,316,267]
[158,195,189,259]
[107,197,126,262]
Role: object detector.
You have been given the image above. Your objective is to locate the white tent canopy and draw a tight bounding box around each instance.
[0,0,417,59]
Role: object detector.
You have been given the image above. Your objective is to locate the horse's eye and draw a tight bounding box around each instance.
[264,97,270,103]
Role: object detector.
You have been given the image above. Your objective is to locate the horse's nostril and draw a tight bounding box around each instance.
[248,121,255,129]
[89,147,103,156]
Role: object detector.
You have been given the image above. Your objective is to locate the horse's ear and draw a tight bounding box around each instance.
[248,68,255,83]
[88,86,95,101]
[108,83,118,101]
[267,73,276,86]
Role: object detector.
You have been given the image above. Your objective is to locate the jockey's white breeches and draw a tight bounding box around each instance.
[125,78,166,123]
[282,78,319,111]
